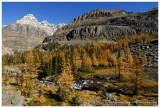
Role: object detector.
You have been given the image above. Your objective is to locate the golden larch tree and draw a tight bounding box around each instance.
[58,55,74,102]
[72,48,82,74]
[25,49,36,76]
[92,54,98,67]
[125,47,133,64]
[82,50,92,68]
[131,56,143,95]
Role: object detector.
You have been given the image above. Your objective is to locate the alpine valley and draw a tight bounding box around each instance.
[2,7,158,106]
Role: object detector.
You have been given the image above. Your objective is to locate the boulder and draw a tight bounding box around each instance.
[103,92,117,101]
[78,97,83,103]
[60,102,68,106]
[79,102,92,106]
[25,98,33,102]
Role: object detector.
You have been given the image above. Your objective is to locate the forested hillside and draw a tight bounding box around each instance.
[2,33,158,106]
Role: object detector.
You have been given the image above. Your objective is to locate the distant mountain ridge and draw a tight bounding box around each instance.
[43,8,158,43]
[15,14,66,35]
[2,14,66,53]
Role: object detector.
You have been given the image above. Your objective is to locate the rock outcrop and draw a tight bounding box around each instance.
[5,66,22,73]
[43,8,158,43]
[130,40,158,67]
[2,86,24,106]
[2,14,66,52]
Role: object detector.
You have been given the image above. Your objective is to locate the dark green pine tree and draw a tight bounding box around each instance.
[52,56,58,75]
[117,50,122,81]
[21,53,25,64]
[40,53,43,70]
[57,49,62,74]
[117,50,121,59]
[65,54,69,64]
[50,60,54,75]
[44,59,53,76]
[33,51,38,64]
[70,46,75,66]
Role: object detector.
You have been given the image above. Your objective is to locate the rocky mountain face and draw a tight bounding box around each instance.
[43,8,158,43]
[2,14,66,52]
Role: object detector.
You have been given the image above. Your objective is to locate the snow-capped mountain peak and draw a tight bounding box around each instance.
[15,14,66,35]
[16,14,39,26]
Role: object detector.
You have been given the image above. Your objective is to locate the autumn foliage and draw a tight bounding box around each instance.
[2,33,154,96]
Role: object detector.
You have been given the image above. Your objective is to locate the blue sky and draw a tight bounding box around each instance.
[2,2,158,25]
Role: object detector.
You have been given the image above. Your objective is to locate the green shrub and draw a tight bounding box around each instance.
[50,74,60,81]
[36,83,39,88]
[29,100,36,106]
[18,85,23,91]
[78,66,95,73]
[26,82,32,90]
[93,65,109,70]
[119,79,127,82]
[27,90,32,97]
[39,85,41,89]
[61,91,67,102]
[72,94,79,104]
[74,71,89,79]
[102,88,107,96]
[69,87,74,94]
[39,89,42,96]
[118,76,127,82]
[43,42,60,51]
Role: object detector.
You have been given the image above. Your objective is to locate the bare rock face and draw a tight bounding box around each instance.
[2,46,14,56]
[43,8,158,43]
[2,14,66,52]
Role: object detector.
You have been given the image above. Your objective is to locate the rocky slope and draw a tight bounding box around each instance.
[130,40,158,67]
[2,14,66,52]
[43,8,158,43]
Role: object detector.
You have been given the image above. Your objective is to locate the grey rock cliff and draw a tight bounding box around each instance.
[43,8,158,43]
[2,14,66,52]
